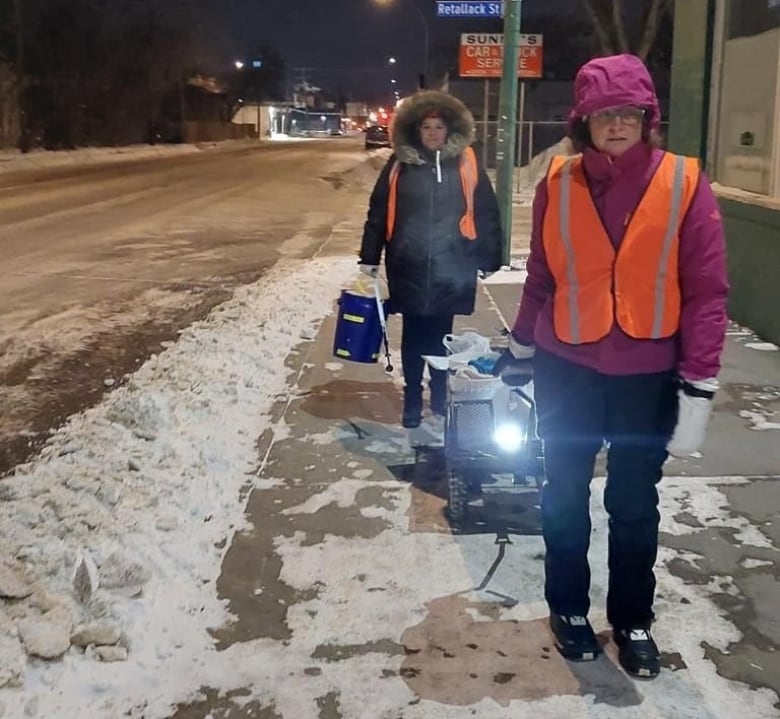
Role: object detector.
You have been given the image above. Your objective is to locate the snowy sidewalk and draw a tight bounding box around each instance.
[173,268,779,719]
[0,244,778,717]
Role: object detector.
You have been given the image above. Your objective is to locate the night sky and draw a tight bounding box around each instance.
[195,0,568,100]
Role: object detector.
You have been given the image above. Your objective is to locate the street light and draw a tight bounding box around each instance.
[234,60,245,70]
[374,0,429,87]
[388,56,397,65]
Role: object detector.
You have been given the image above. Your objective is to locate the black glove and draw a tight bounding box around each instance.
[492,350,534,386]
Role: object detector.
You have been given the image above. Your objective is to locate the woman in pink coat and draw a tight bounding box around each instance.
[508,55,729,677]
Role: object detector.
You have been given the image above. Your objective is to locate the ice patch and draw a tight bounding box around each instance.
[739,410,780,431]
[280,478,396,515]
[741,558,773,570]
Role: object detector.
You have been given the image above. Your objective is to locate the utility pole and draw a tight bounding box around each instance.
[495,0,521,266]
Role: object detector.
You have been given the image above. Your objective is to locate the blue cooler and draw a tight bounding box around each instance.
[333,290,386,363]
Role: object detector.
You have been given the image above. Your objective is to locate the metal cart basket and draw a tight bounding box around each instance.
[444,362,544,526]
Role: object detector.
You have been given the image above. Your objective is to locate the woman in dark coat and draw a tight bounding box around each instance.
[359,90,503,428]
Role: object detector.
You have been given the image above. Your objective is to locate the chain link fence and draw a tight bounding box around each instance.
[473,119,672,171]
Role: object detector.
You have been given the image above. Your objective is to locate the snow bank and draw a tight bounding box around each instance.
[0,141,252,175]
[0,257,357,716]
[0,135,336,175]
[513,137,573,192]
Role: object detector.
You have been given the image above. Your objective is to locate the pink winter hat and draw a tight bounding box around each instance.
[567,54,661,134]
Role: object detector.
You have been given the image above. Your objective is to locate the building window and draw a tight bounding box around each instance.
[728,0,780,39]
[714,0,780,196]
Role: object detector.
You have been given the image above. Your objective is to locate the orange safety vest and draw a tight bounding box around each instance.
[543,152,700,344]
[385,146,479,241]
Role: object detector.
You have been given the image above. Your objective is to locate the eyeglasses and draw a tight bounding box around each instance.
[588,106,647,126]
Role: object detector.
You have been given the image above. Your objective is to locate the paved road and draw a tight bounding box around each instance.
[0,138,379,474]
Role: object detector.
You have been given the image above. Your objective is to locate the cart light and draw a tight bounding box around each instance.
[494,423,525,453]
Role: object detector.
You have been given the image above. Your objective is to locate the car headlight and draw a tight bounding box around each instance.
[493,423,526,453]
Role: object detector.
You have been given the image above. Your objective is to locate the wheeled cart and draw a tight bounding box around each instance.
[444,369,544,526]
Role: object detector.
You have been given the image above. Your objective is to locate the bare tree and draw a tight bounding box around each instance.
[21,0,207,147]
[580,0,673,60]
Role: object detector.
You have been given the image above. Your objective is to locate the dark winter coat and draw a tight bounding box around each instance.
[359,91,503,316]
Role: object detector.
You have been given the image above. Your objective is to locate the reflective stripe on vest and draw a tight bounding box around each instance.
[385,146,479,241]
[544,152,700,344]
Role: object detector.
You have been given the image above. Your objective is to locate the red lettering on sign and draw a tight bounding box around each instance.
[458,37,544,78]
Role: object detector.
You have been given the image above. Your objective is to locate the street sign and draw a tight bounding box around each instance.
[436,1,504,18]
[458,33,543,78]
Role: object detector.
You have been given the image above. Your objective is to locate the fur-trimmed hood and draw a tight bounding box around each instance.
[391,90,475,165]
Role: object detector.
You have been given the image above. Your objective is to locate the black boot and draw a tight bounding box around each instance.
[549,614,601,661]
[614,628,660,679]
[429,369,447,417]
[402,385,423,428]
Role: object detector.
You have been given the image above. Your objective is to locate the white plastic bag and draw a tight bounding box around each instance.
[442,331,492,370]
[449,365,503,400]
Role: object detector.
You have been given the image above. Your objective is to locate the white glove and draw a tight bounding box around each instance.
[508,335,535,360]
[667,378,718,457]
[359,264,379,277]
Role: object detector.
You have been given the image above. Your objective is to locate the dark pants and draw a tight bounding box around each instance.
[401,314,454,392]
[533,349,677,629]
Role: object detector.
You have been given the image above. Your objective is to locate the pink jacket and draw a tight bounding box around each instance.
[512,143,729,380]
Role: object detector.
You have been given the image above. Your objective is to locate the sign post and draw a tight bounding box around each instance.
[482,79,490,169]
[517,80,526,190]
[495,3,521,266]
